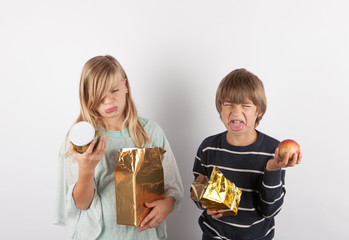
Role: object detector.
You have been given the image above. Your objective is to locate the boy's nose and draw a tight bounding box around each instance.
[231,105,242,114]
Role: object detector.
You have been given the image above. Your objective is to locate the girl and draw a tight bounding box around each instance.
[54,55,184,240]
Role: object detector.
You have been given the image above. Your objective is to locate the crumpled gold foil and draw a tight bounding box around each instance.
[191,167,242,216]
[115,147,166,226]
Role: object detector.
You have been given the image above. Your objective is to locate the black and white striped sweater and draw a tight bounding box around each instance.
[192,130,285,240]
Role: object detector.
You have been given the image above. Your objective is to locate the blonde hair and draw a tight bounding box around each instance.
[75,55,151,147]
[215,68,267,127]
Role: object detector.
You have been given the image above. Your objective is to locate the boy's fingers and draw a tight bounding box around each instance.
[207,209,222,219]
[274,148,279,158]
[297,153,303,164]
[207,209,217,215]
[288,153,298,167]
[212,213,223,219]
[281,152,289,166]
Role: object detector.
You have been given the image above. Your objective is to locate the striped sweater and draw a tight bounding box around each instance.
[192,130,285,240]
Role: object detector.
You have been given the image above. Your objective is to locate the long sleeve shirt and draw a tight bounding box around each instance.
[53,117,184,240]
[192,130,285,240]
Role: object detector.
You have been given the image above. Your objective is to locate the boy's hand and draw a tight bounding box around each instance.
[70,137,107,174]
[266,147,302,171]
[138,197,175,232]
[202,204,223,219]
[206,209,223,219]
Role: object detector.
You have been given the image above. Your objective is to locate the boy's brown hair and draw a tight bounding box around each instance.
[215,68,267,127]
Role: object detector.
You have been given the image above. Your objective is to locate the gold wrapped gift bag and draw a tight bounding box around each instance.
[115,147,166,226]
[191,167,242,216]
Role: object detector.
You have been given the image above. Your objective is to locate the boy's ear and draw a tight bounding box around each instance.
[257,111,265,122]
[256,110,263,121]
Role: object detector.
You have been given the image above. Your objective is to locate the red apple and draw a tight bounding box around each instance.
[278,139,300,160]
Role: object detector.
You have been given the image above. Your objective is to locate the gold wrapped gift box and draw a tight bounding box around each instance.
[115,147,166,226]
[191,167,242,216]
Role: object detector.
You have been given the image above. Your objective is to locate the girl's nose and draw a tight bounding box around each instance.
[102,93,113,104]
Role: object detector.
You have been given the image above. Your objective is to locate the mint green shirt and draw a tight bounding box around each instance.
[53,118,184,240]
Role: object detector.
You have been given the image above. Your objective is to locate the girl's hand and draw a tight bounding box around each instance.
[266,147,302,171]
[70,137,107,174]
[138,197,175,232]
[202,204,223,219]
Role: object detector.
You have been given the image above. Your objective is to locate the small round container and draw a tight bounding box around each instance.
[69,121,97,153]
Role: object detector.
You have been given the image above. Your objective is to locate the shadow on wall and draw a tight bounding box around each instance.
[151,69,204,240]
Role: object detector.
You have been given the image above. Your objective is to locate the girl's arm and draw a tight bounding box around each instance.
[71,137,106,210]
[138,121,184,231]
[138,196,175,232]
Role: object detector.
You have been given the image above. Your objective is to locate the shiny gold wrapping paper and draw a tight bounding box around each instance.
[191,167,242,216]
[115,147,166,226]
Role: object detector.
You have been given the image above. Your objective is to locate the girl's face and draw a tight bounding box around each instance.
[97,78,128,128]
[220,99,260,145]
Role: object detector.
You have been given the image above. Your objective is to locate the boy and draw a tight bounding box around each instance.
[192,68,302,240]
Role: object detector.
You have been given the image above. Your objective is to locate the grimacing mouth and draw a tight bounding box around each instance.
[230,120,245,124]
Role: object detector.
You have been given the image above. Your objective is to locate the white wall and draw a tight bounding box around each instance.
[1,0,348,239]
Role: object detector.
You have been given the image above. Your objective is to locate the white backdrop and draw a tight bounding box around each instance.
[1,0,349,239]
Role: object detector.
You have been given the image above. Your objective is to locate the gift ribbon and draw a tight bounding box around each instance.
[217,182,241,213]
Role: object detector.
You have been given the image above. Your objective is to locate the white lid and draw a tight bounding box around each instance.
[69,121,95,146]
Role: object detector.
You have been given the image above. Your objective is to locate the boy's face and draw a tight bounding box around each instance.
[220,99,260,142]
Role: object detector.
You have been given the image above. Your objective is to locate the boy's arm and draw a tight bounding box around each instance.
[258,148,302,218]
[191,144,208,210]
[257,166,286,218]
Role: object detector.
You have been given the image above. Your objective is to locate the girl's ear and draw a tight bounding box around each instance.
[125,80,129,93]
